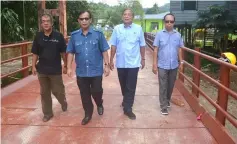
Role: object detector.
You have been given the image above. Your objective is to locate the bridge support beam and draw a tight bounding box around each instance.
[216,65,230,125]
[37,1,67,37]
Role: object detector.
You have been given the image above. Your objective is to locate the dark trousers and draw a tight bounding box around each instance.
[38,74,66,116]
[158,68,178,110]
[77,76,103,117]
[117,68,139,112]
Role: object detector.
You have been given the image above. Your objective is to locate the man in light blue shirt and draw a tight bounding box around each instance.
[109,8,146,120]
[152,13,184,115]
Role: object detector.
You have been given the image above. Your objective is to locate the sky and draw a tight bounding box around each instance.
[88,0,170,8]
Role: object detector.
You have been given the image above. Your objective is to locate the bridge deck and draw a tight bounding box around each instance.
[1,49,217,143]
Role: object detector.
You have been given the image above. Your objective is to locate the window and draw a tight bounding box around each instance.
[150,22,159,31]
[181,1,197,10]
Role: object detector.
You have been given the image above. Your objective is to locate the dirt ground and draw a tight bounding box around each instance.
[184,67,237,139]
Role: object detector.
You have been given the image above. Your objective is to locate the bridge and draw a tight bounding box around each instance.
[1,33,237,143]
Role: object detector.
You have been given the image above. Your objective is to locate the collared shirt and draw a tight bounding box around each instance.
[153,29,184,70]
[109,23,146,68]
[66,27,109,77]
[31,30,66,75]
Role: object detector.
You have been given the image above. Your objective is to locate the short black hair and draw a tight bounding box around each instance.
[78,10,92,19]
[163,13,175,21]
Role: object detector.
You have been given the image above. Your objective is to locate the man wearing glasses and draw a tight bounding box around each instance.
[67,10,110,125]
[152,13,184,115]
[31,13,68,122]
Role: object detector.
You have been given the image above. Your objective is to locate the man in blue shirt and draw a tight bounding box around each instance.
[67,10,110,125]
[110,8,146,120]
[152,13,184,115]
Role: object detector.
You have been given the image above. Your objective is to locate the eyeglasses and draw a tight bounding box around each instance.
[165,20,174,24]
[79,17,90,21]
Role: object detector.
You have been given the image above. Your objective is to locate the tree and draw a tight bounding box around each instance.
[146,3,159,14]
[194,4,237,52]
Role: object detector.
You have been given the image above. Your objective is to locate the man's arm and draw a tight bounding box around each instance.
[110,46,116,62]
[140,46,145,60]
[32,54,38,75]
[61,53,67,67]
[67,53,73,70]
[153,46,158,66]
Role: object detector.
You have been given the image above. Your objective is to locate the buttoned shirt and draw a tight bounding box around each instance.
[66,27,109,77]
[153,29,184,70]
[109,23,146,68]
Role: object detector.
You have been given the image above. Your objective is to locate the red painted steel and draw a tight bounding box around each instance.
[216,65,230,125]
[1,53,32,64]
[183,61,237,100]
[192,47,201,97]
[178,72,237,128]
[144,32,237,143]
[1,66,31,79]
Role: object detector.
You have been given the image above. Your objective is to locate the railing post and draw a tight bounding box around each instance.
[21,44,29,77]
[216,65,230,125]
[179,48,185,82]
[192,47,201,97]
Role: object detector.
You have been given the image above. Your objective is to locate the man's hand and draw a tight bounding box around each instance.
[110,61,114,71]
[62,65,67,74]
[32,66,37,76]
[141,59,145,69]
[152,64,158,74]
[179,63,184,72]
[104,65,110,77]
[67,68,73,77]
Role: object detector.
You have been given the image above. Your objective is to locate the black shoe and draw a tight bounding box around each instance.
[81,116,92,125]
[120,102,124,107]
[62,102,68,112]
[97,105,104,115]
[167,102,171,108]
[161,109,168,115]
[124,111,136,120]
[42,115,53,122]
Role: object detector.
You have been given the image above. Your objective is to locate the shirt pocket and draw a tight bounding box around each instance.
[127,32,139,44]
[159,39,167,48]
[75,41,83,54]
[172,39,180,48]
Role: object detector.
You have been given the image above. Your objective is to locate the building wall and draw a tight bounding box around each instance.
[134,19,164,32]
[170,0,227,25]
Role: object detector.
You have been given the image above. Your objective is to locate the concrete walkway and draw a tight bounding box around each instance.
[1,49,217,144]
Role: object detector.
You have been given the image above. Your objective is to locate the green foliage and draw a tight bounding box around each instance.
[194,4,237,52]
[145,3,159,14]
[66,1,90,33]
[1,7,24,43]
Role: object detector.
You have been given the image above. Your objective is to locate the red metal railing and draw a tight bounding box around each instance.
[1,37,70,80]
[145,32,237,144]
[1,41,33,79]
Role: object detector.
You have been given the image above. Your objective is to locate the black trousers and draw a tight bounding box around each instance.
[117,68,139,112]
[77,76,103,117]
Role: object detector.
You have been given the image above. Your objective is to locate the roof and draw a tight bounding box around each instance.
[134,12,170,20]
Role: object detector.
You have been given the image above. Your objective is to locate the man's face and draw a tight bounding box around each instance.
[78,12,91,29]
[41,15,52,31]
[164,15,175,30]
[122,9,133,24]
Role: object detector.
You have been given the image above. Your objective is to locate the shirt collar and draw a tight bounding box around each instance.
[123,23,133,28]
[162,28,177,33]
[79,26,93,35]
